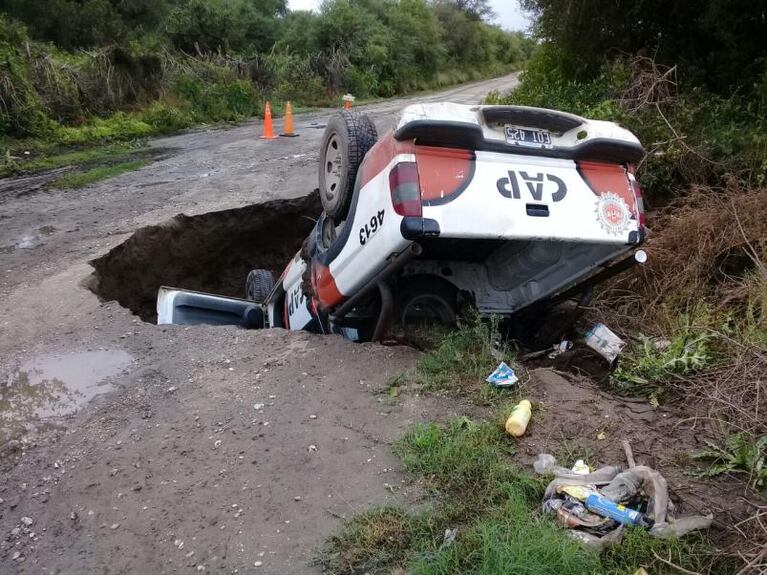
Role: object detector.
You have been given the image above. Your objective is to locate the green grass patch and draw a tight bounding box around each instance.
[0,142,147,177]
[320,416,724,575]
[411,314,517,404]
[50,159,149,189]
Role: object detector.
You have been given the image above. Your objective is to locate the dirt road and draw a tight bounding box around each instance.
[0,75,517,573]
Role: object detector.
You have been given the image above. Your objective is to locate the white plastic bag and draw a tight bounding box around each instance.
[584,323,625,363]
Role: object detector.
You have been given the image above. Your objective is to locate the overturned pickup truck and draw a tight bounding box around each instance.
[158,103,647,341]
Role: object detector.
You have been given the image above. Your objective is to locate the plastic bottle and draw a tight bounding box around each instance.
[505,400,532,437]
[584,492,648,527]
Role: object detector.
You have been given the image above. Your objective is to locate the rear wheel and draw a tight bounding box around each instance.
[396,276,458,329]
[245,269,275,304]
[318,111,378,220]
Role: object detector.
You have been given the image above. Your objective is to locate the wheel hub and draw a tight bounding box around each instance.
[324,134,342,200]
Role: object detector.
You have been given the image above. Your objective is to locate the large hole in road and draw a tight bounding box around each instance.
[88,192,321,322]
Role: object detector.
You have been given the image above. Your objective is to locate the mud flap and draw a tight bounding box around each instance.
[156,287,264,329]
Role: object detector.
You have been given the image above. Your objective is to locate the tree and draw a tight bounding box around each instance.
[446,0,494,21]
[521,0,767,93]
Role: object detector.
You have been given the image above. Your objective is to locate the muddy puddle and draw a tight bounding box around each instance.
[88,192,321,321]
[2,350,133,444]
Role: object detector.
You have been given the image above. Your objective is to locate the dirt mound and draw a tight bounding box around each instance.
[88,192,321,321]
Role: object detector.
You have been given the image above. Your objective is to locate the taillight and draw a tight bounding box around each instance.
[416,146,475,205]
[577,161,638,221]
[389,162,421,216]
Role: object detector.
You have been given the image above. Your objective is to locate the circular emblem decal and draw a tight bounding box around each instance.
[596,192,631,235]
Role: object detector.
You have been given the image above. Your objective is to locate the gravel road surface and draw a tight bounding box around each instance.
[0,74,519,574]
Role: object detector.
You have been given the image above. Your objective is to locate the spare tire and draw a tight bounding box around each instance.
[245,269,275,304]
[318,111,378,220]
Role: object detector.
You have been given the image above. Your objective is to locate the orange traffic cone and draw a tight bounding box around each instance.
[281,101,298,137]
[261,101,278,140]
[342,93,355,110]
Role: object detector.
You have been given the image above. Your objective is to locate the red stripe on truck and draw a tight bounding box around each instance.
[312,263,344,309]
[577,161,637,219]
[359,132,415,189]
[415,146,475,205]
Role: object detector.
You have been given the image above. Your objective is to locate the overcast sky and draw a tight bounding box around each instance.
[287,0,532,32]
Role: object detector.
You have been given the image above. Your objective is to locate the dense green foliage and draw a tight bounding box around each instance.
[521,0,767,94]
[0,0,532,148]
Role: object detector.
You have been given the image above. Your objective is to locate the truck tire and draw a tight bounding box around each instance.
[318,111,378,220]
[245,269,275,304]
[396,276,458,328]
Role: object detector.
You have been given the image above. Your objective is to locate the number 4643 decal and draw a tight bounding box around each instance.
[359,210,385,245]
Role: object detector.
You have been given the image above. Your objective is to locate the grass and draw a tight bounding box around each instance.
[411,314,518,404]
[692,433,767,490]
[320,415,720,575]
[0,141,147,177]
[50,159,149,189]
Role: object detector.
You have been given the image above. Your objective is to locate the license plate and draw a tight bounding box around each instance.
[504,126,552,148]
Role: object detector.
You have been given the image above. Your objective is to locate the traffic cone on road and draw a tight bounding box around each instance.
[281,101,298,137]
[261,101,278,140]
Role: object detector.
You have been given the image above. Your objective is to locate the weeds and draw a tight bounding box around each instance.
[693,433,767,490]
[612,330,717,395]
[50,159,148,189]
[0,141,146,177]
[412,314,515,404]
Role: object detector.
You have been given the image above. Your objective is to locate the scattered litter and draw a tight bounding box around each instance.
[535,454,712,550]
[571,460,590,475]
[583,323,625,363]
[486,362,518,388]
[533,453,559,475]
[596,431,607,441]
[548,339,573,359]
[504,400,532,437]
[439,528,458,551]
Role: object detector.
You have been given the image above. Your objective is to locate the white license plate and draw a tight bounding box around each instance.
[504,126,552,148]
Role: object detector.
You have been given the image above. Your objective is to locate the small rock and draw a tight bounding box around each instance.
[308,445,317,452]
[253,404,264,411]
[167,386,178,393]
[309,414,317,420]
[294,496,302,501]
[20,517,33,527]
[110,523,120,530]
[254,561,263,567]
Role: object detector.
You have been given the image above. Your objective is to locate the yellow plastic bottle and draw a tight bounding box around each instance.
[505,400,532,437]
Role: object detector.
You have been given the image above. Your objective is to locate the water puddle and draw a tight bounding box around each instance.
[2,350,133,443]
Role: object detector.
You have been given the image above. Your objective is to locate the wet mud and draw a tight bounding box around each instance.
[1,350,133,445]
[88,192,321,321]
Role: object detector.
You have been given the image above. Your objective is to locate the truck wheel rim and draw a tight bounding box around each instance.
[324,134,342,201]
[401,295,454,326]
